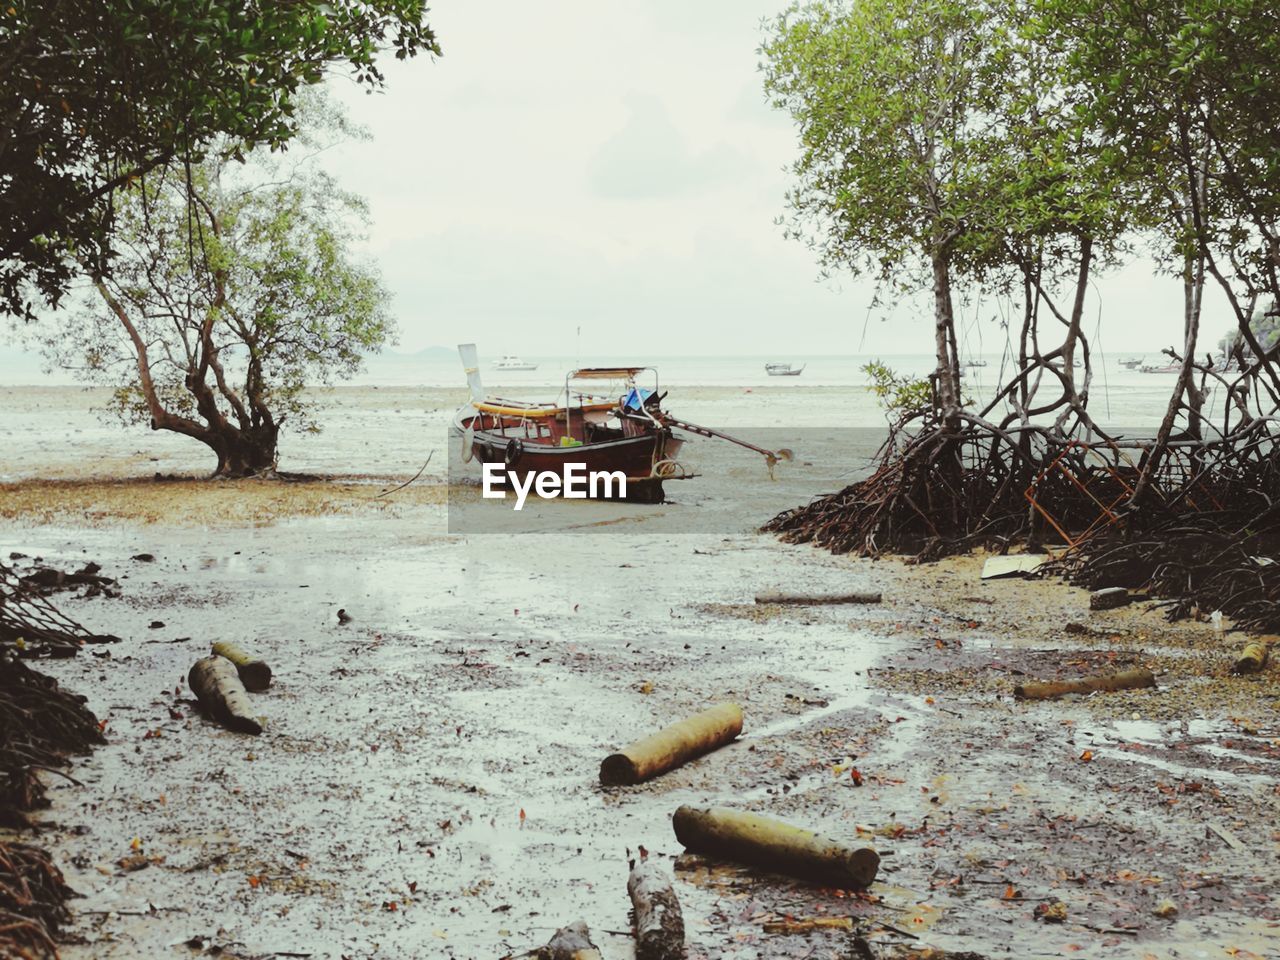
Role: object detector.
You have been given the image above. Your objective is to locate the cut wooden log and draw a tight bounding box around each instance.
[1013,667,1155,701]
[762,917,854,934]
[539,921,602,960]
[755,590,881,605]
[601,703,743,786]
[672,804,879,889]
[187,656,262,735]
[1089,587,1132,610]
[628,861,684,960]
[211,641,272,692]
[1234,641,1268,674]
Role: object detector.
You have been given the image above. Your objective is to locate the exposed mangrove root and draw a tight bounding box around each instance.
[766,344,1280,647]
[1,561,116,658]
[764,418,1108,560]
[0,842,76,960]
[0,651,103,823]
[1057,506,1280,634]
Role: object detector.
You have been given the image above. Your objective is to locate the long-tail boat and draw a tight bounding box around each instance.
[453,344,788,503]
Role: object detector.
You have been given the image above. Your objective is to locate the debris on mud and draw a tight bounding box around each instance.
[16,561,120,599]
[1,562,120,658]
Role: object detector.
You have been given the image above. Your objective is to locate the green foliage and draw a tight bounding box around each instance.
[35,103,394,463]
[1038,0,1280,308]
[862,361,934,418]
[761,0,1131,291]
[0,0,437,320]
[761,0,996,288]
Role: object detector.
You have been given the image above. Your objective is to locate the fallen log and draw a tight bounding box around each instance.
[763,917,854,934]
[1013,667,1155,701]
[755,590,881,606]
[1234,641,1268,674]
[187,656,262,735]
[601,703,743,786]
[672,805,879,889]
[211,641,272,692]
[628,861,684,960]
[538,921,602,960]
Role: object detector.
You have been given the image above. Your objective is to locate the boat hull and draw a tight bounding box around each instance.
[456,411,683,504]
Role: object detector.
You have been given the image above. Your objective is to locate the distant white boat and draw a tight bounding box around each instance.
[765,362,806,377]
[964,359,987,368]
[492,355,538,371]
[1119,357,1144,369]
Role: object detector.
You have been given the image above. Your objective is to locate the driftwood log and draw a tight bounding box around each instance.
[211,641,272,692]
[627,861,684,960]
[755,590,881,605]
[1234,641,1268,674]
[188,656,262,735]
[672,805,879,889]
[762,917,854,934]
[539,921,602,960]
[1014,667,1155,701]
[600,703,742,786]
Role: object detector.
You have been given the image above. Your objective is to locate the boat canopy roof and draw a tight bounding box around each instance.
[567,366,648,380]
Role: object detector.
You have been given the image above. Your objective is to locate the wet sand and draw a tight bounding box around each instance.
[2,387,1278,959]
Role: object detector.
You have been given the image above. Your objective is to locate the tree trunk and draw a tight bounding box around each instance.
[1131,244,1203,505]
[208,423,279,477]
[931,248,961,428]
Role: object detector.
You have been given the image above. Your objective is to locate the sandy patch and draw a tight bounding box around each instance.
[0,477,446,526]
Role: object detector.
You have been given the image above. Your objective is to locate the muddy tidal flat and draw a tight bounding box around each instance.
[1,387,1278,960]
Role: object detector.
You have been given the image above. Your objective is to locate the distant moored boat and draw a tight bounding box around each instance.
[765,362,805,377]
[492,355,538,371]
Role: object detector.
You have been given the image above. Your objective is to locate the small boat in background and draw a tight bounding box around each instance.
[1141,362,1181,373]
[964,359,987,368]
[493,355,538,371]
[765,362,806,377]
[1119,357,1144,369]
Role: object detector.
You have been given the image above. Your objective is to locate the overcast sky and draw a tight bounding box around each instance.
[0,0,1230,381]
[315,0,1240,359]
